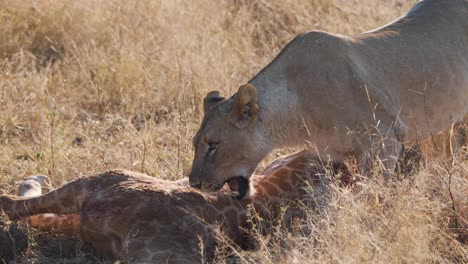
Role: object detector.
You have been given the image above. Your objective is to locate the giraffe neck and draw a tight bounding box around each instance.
[248,151,308,203]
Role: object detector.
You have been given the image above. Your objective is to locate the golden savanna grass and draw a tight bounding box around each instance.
[0,0,466,262]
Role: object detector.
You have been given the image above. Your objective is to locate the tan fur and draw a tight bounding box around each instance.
[229,83,259,129]
[0,155,350,263]
[190,0,468,190]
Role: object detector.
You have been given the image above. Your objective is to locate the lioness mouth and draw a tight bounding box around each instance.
[227,176,249,200]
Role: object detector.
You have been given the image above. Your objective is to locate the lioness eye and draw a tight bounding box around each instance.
[207,142,218,157]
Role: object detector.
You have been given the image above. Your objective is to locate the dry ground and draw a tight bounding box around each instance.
[0,0,466,263]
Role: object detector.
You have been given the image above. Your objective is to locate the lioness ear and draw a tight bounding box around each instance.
[203,91,225,114]
[229,83,258,129]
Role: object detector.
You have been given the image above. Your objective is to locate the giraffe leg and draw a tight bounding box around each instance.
[26,213,81,236]
[0,190,80,221]
[0,171,132,220]
[0,178,88,220]
[14,175,81,235]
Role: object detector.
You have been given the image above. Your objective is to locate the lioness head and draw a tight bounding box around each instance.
[189,84,271,198]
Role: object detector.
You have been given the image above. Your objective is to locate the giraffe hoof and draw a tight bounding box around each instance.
[227,176,249,200]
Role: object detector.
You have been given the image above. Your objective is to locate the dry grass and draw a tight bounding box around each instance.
[0,0,466,262]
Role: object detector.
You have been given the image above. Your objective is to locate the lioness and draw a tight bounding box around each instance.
[190,0,468,195]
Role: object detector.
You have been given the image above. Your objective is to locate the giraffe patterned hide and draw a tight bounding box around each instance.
[0,152,351,263]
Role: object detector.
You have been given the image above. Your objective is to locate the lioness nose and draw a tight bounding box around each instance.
[189,169,203,189]
[189,175,202,189]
